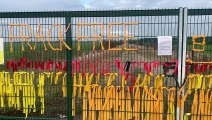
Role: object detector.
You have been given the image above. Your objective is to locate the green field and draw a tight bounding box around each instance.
[3,41,98,61]
[186,44,212,59]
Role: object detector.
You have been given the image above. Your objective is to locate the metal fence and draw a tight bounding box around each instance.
[181,9,212,120]
[0,16,68,119]
[70,9,180,120]
[0,8,211,120]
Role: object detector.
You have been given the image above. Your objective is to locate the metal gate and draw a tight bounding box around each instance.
[0,8,211,120]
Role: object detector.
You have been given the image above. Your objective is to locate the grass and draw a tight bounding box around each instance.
[3,40,122,61]
[186,44,212,61]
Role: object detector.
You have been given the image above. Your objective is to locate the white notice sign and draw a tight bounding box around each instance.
[157,36,172,56]
[0,38,4,64]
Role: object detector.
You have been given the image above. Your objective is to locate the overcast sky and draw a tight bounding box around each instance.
[0,0,211,11]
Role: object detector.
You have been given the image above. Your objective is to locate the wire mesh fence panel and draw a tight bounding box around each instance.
[0,16,67,119]
[182,9,212,120]
[0,9,183,120]
[70,9,180,120]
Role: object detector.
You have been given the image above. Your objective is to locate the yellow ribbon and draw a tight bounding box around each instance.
[154,75,164,89]
[95,73,100,85]
[191,90,198,120]
[113,86,119,120]
[166,87,176,120]
[55,72,63,84]
[209,91,212,120]
[88,86,96,120]
[121,75,125,87]
[105,73,118,86]
[197,89,205,120]
[195,74,203,89]
[23,72,36,118]
[5,72,13,108]
[38,73,45,114]
[133,86,141,120]
[119,86,125,120]
[82,90,87,120]
[0,72,5,109]
[103,86,114,120]
[158,88,164,120]
[78,73,83,98]
[139,74,152,87]
[145,87,152,120]
[184,113,191,120]
[134,74,141,86]
[13,72,20,110]
[62,73,67,97]
[203,90,209,120]
[178,74,212,120]
[85,73,94,92]
[179,89,192,120]
[141,86,147,120]
[73,73,77,97]
[126,87,132,119]
[72,73,76,116]
[95,86,102,114]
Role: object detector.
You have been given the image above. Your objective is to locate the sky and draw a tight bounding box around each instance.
[0,0,211,11]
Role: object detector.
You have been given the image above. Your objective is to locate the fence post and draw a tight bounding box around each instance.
[182,8,188,89]
[179,7,188,120]
[177,7,184,120]
[66,17,73,120]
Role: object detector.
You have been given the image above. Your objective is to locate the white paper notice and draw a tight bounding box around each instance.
[157,36,172,56]
[0,38,4,64]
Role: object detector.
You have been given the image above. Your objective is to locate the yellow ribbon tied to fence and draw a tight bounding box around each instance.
[133,86,141,120]
[85,73,94,92]
[22,72,36,118]
[78,73,83,98]
[113,86,120,120]
[134,74,141,86]
[82,90,87,120]
[72,73,77,116]
[38,73,45,114]
[179,74,212,120]
[62,73,67,97]
[105,73,118,87]
[197,89,203,120]
[88,86,96,120]
[5,72,14,108]
[139,74,152,87]
[0,72,5,109]
[154,75,164,89]
[102,86,114,120]
[191,90,198,120]
[95,86,102,120]
[126,87,132,120]
[184,113,191,120]
[13,72,21,110]
[55,72,63,85]
[119,86,125,120]
[166,87,176,120]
